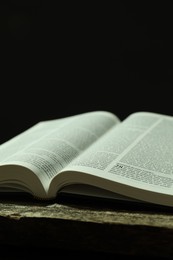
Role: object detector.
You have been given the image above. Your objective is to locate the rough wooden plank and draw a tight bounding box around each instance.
[0,196,173,258]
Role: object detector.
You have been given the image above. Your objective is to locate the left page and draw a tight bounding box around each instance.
[0,111,120,199]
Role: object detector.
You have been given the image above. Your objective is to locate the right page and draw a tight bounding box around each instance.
[60,112,173,207]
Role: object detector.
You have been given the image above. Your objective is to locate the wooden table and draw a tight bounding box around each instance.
[0,194,173,259]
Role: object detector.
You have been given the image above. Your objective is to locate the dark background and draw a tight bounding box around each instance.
[1,1,173,144]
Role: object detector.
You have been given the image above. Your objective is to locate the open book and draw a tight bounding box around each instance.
[1,110,173,207]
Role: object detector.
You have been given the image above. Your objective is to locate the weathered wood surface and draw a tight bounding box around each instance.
[0,196,173,258]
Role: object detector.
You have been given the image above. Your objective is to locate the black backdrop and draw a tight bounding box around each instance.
[1,1,173,144]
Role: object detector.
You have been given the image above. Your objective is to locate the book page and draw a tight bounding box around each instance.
[0,111,119,190]
[61,112,173,206]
